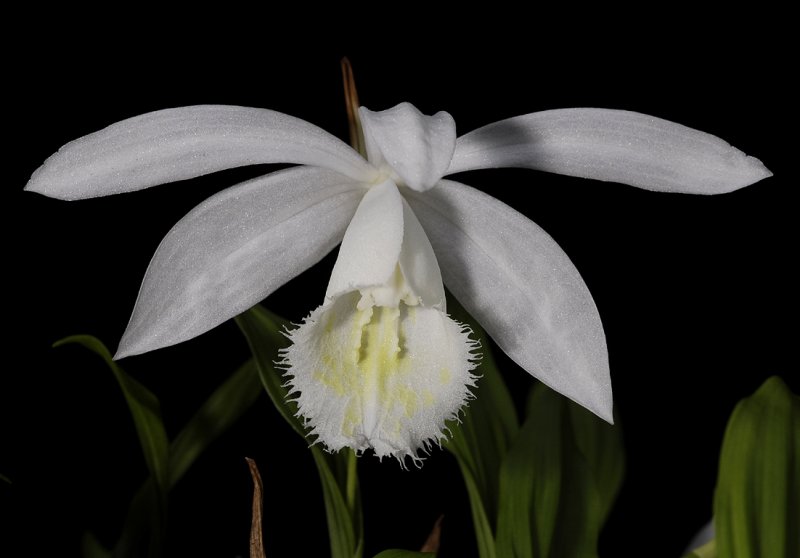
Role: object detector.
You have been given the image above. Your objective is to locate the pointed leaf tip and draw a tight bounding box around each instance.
[714,375,799,558]
[496,383,623,557]
[54,335,170,497]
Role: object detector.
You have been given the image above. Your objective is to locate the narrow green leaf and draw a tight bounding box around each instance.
[81,531,111,558]
[54,336,170,497]
[312,448,360,558]
[235,307,307,438]
[496,384,607,558]
[714,376,799,558]
[444,295,518,535]
[168,359,261,486]
[455,462,497,558]
[70,356,259,557]
[568,398,625,525]
[496,386,555,558]
[111,359,262,557]
[236,305,363,558]
[56,334,169,556]
[0,473,10,484]
[372,551,435,558]
[113,479,163,558]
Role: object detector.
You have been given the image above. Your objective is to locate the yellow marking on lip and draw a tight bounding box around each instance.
[343,399,360,437]
[315,303,423,427]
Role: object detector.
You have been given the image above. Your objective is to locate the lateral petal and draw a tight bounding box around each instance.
[448,108,771,194]
[360,103,456,192]
[325,179,405,300]
[26,105,377,200]
[399,199,446,310]
[406,180,612,422]
[116,166,365,358]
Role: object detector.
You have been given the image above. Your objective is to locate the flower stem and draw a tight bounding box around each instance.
[345,448,358,517]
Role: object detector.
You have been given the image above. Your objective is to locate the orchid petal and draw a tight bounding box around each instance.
[325,179,404,300]
[399,199,446,309]
[360,103,456,192]
[448,108,771,194]
[26,105,377,200]
[324,179,446,309]
[406,180,612,422]
[116,167,365,359]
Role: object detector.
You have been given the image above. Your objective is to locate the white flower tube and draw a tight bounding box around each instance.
[282,180,478,464]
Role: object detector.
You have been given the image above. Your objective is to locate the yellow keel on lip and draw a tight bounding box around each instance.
[284,289,479,464]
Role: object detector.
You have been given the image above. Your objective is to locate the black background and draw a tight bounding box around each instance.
[3,27,795,558]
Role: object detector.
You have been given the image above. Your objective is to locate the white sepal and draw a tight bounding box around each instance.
[448,108,771,194]
[406,180,613,423]
[26,105,377,200]
[360,103,456,192]
[116,167,364,359]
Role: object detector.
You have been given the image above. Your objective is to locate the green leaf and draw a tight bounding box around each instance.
[81,531,111,558]
[168,359,261,486]
[236,305,363,558]
[496,383,621,558]
[54,336,170,497]
[234,307,307,438]
[126,359,261,555]
[312,448,362,558]
[113,479,163,558]
[443,295,518,558]
[0,473,10,484]
[443,296,518,556]
[568,397,625,525]
[56,335,169,557]
[453,463,496,558]
[714,376,799,558]
[372,551,435,558]
[90,358,261,557]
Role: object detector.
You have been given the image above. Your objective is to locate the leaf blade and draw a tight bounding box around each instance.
[372,551,435,558]
[496,383,622,558]
[568,399,625,525]
[235,307,307,438]
[168,359,261,486]
[54,335,169,496]
[444,295,518,520]
[714,376,799,558]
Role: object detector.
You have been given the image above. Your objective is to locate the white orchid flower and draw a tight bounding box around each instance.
[25,103,770,462]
